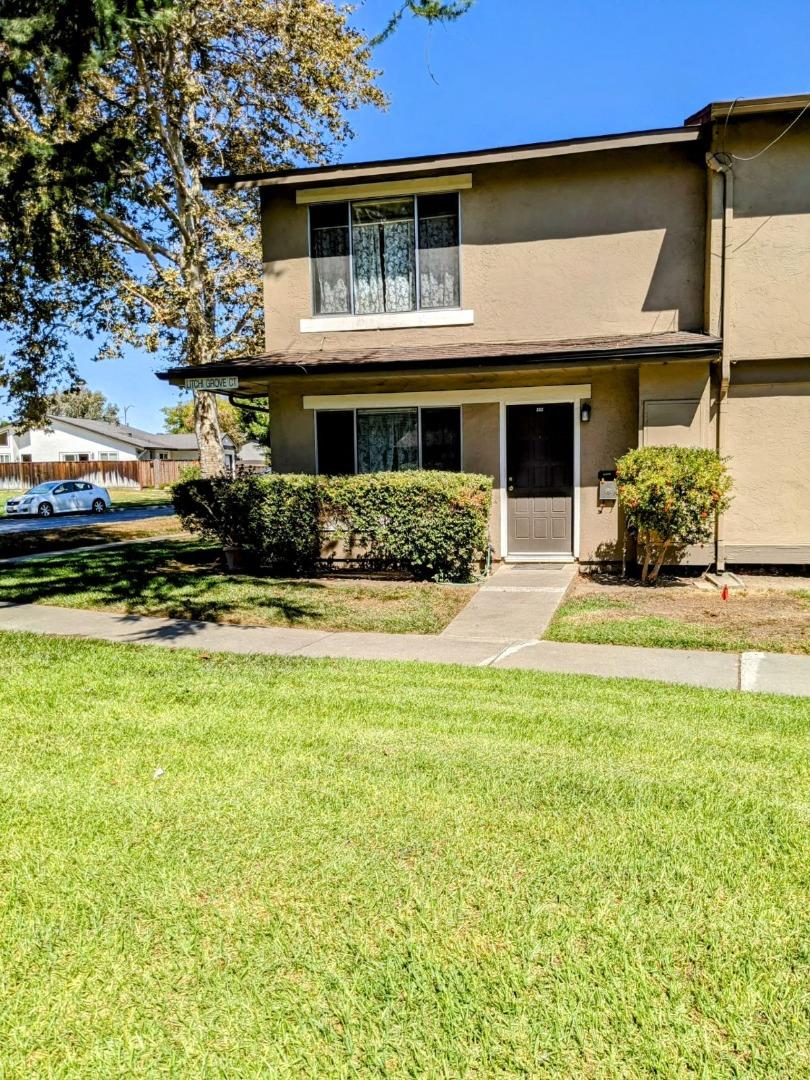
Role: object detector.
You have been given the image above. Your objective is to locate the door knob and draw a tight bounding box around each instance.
[508,485,514,492]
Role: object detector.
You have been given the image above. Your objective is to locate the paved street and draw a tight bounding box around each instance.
[0,504,174,534]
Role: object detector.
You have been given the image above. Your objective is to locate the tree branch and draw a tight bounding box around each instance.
[90,204,178,271]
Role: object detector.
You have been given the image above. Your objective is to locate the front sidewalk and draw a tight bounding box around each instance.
[1,598,808,697]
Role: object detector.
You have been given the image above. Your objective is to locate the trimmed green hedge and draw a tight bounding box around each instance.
[172,471,493,582]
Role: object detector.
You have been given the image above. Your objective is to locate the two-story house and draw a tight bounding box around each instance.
[158,93,810,568]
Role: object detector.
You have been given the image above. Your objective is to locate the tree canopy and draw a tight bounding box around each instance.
[49,384,121,423]
[163,398,268,449]
[0,0,472,474]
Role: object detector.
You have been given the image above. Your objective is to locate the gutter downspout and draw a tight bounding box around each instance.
[706,151,734,572]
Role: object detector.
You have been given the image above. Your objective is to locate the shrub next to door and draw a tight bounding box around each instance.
[173,472,493,581]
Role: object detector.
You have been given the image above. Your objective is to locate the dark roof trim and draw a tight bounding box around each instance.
[157,335,721,384]
[203,126,700,192]
[685,92,810,127]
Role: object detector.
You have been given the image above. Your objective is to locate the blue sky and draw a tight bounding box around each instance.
[17,0,810,431]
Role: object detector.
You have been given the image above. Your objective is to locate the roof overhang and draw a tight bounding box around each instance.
[203,127,700,193]
[157,332,722,390]
[685,92,810,127]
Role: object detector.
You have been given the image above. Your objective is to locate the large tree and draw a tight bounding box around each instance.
[50,384,120,422]
[1,0,472,474]
[163,397,269,449]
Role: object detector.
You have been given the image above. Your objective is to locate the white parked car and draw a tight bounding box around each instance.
[4,481,111,518]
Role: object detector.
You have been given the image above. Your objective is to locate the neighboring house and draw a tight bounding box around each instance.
[158,93,810,567]
[0,415,236,468]
[236,440,270,466]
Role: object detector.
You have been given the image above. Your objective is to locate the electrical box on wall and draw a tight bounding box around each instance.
[598,470,618,502]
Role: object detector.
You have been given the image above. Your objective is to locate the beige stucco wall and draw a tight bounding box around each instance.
[723,368,810,560]
[461,402,501,556]
[719,118,810,362]
[261,144,705,354]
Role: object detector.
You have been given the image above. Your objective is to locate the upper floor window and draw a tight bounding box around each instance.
[310,193,460,317]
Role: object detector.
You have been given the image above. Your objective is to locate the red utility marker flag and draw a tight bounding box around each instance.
[721,584,729,601]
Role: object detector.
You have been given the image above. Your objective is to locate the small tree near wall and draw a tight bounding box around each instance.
[616,447,732,584]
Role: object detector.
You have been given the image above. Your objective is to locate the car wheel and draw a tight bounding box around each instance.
[92,499,107,514]
[37,502,53,518]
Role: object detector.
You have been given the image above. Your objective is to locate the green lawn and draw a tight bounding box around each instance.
[0,634,807,1076]
[0,539,474,634]
[1,486,172,514]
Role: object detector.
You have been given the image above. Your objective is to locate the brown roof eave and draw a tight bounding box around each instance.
[202,126,700,192]
[157,337,722,385]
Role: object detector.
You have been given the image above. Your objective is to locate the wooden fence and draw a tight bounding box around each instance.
[0,459,187,490]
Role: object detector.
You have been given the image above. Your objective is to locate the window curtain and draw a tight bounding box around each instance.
[418,214,459,309]
[311,225,350,314]
[356,409,418,473]
[353,222,415,314]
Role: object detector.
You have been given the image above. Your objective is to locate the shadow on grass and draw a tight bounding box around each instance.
[0,540,328,629]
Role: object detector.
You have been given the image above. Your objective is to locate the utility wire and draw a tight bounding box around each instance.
[725,97,810,162]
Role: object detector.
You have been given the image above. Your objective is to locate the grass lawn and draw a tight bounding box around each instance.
[0,634,807,1075]
[0,539,474,634]
[1,486,172,514]
[546,576,810,654]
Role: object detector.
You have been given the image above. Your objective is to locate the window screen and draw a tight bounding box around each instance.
[417,193,460,310]
[310,203,351,315]
[316,410,355,475]
[420,407,461,470]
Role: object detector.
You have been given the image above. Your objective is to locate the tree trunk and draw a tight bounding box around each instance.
[640,534,653,585]
[194,390,224,477]
[648,541,670,585]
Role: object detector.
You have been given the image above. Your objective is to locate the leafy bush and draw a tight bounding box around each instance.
[616,446,732,584]
[173,471,492,582]
[323,471,492,581]
[173,474,321,573]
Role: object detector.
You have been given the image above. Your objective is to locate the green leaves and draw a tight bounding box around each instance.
[172,471,493,581]
[371,0,474,46]
[616,446,733,583]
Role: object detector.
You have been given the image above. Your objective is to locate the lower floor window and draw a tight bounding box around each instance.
[316,406,461,476]
[99,452,119,461]
[61,453,91,462]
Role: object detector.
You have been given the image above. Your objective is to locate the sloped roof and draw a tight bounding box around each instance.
[157,331,722,383]
[50,415,234,449]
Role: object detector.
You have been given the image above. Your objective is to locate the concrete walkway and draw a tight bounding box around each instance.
[441,562,575,641]
[1,597,808,697]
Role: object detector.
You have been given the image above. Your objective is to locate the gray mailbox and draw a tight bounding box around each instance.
[598,470,618,501]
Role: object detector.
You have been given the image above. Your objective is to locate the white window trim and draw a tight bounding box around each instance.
[60,452,94,462]
[300,309,474,334]
[314,404,463,476]
[296,173,472,205]
[306,384,590,561]
[307,191,463,326]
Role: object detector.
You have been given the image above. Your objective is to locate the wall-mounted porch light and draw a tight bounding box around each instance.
[580,401,592,423]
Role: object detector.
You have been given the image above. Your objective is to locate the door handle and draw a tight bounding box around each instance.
[508,485,514,492]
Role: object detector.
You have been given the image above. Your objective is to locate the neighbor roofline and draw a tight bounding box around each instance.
[202,126,700,192]
[46,413,147,448]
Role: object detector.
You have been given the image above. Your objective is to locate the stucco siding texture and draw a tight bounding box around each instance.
[723,378,810,555]
[461,403,501,557]
[261,145,705,354]
[724,120,810,361]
